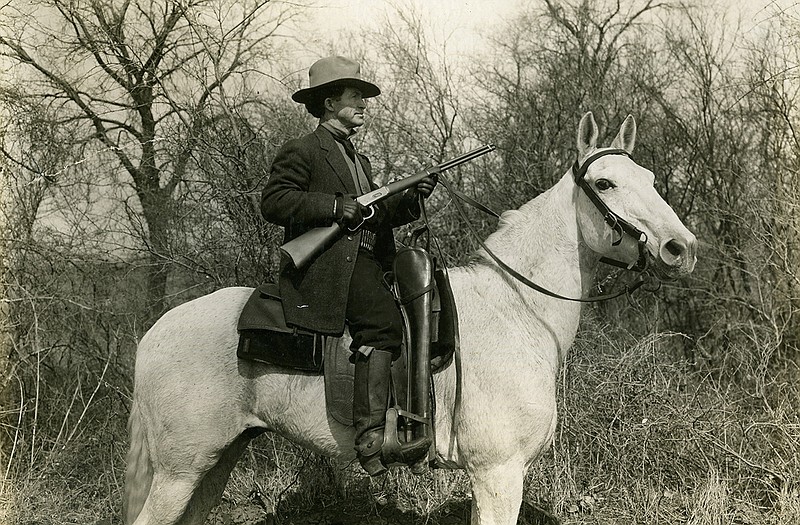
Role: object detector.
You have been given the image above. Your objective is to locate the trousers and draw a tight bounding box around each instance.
[345,250,403,359]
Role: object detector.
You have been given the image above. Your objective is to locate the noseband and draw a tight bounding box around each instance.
[572,149,649,272]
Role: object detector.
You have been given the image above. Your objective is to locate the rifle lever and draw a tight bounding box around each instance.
[347,205,376,232]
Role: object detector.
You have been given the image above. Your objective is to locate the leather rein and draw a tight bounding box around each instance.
[433,148,655,303]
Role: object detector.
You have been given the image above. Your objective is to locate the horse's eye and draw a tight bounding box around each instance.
[595,178,613,191]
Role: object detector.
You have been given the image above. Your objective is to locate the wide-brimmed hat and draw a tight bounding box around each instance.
[291,56,381,104]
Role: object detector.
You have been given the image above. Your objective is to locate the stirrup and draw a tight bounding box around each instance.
[355,410,432,476]
[381,407,432,469]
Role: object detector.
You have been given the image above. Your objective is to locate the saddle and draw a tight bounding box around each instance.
[236,247,458,432]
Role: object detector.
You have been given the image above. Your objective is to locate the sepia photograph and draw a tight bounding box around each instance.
[0,0,798,523]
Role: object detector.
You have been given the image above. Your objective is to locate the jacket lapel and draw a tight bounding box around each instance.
[315,127,357,193]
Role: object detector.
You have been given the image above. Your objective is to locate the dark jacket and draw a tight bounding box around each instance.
[261,126,420,335]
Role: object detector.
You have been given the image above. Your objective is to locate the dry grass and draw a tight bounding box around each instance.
[3,318,798,524]
[522,315,800,524]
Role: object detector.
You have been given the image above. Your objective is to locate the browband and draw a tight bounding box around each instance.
[572,148,632,182]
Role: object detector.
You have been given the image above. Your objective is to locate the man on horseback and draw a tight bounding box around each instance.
[260,56,436,476]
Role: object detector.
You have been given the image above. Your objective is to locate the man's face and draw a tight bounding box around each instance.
[327,87,367,129]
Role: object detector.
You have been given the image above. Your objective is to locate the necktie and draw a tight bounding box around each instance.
[340,139,357,162]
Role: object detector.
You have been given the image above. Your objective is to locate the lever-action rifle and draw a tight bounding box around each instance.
[280,143,496,269]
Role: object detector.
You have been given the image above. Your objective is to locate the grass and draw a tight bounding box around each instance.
[3,319,799,524]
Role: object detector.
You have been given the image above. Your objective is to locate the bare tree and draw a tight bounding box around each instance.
[0,90,75,475]
[0,0,298,322]
[356,1,465,186]
[742,8,800,353]
[474,0,671,212]
[0,3,313,514]
[347,1,497,260]
[172,95,308,289]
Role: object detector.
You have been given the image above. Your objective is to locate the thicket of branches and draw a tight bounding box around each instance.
[0,0,797,523]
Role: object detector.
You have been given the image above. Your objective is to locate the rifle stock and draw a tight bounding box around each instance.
[280,143,496,269]
[281,223,343,270]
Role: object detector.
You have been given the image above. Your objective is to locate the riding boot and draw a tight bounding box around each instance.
[353,347,433,476]
[353,348,394,476]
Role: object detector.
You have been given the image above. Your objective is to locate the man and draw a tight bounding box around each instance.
[261,56,435,475]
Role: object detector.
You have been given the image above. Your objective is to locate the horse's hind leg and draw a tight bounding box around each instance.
[178,432,255,524]
[130,433,252,525]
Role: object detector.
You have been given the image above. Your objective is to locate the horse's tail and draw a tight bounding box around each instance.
[123,398,153,524]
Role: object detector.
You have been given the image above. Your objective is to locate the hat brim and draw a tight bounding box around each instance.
[292,78,381,104]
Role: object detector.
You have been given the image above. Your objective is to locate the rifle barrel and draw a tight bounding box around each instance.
[433,144,496,173]
[358,144,495,207]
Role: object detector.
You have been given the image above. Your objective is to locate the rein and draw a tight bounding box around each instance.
[434,149,654,303]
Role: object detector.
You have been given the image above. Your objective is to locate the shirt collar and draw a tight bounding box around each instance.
[321,119,358,141]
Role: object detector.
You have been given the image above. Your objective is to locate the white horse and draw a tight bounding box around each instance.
[124,112,697,525]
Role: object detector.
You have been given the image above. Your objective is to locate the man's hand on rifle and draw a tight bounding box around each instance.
[414,175,437,198]
[338,195,372,230]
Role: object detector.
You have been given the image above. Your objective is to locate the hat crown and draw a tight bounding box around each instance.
[291,56,380,104]
[308,56,361,89]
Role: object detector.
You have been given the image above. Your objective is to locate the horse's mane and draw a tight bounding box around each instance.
[463,181,567,269]
[487,184,560,244]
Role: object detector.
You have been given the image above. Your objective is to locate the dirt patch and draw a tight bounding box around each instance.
[208,497,472,524]
[208,498,560,524]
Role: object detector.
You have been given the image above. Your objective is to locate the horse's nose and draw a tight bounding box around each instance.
[659,233,697,270]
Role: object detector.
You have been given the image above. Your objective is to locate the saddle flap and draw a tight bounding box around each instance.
[324,339,355,426]
[237,285,324,372]
[237,284,291,332]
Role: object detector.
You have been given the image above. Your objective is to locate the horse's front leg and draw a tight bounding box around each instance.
[467,460,525,525]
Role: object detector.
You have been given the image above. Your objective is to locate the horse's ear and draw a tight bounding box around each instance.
[577,112,598,160]
[610,114,636,153]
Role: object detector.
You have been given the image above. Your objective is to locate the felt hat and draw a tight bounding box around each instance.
[291,56,381,104]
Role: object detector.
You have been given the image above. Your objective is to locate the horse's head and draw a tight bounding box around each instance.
[573,112,697,280]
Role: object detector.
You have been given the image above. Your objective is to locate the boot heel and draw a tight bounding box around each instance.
[355,428,388,476]
[409,457,429,475]
[359,453,388,476]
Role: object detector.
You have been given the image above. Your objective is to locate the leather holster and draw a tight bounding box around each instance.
[383,247,435,471]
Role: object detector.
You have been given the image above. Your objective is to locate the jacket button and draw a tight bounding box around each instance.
[346,256,353,262]
[347,235,353,241]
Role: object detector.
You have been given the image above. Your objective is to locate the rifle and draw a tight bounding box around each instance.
[280,143,496,269]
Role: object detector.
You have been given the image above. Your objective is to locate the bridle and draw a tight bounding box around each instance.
[431,149,656,303]
[571,148,649,273]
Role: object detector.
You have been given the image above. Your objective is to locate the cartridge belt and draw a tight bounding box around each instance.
[359,230,376,252]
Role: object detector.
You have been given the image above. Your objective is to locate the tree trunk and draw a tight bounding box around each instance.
[139,182,174,326]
